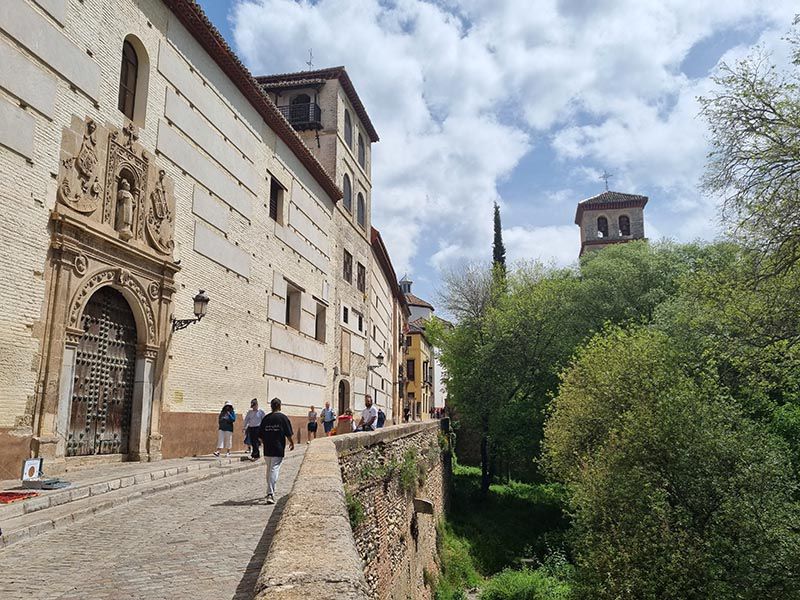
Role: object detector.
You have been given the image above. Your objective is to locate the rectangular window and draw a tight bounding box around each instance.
[343,306,349,323]
[285,282,301,330]
[352,310,363,332]
[343,250,353,283]
[357,262,366,292]
[269,178,284,223]
[406,359,415,380]
[405,335,412,348]
[315,303,326,343]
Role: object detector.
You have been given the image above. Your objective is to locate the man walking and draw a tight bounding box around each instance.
[321,401,336,436]
[243,398,265,460]
[259,397,294,505]
[357,395,378,432]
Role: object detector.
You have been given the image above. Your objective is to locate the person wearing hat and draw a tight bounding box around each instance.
[213,401,236,457]
[243,398,266,460]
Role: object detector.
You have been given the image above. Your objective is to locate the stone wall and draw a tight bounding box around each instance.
[254,421,451,600]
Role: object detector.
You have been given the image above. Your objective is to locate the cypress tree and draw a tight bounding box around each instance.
[493,202,506,270]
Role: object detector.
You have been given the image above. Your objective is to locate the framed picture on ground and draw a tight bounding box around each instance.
[21,458,43,481]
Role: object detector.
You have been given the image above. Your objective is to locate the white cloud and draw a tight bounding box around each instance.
[230,0,798,279]
[505,225,580,267]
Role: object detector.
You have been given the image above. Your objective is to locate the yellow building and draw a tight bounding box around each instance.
[399,276,436,420]
[403,318,435,420]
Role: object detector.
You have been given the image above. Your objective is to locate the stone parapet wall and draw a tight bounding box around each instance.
[254,421,450,600]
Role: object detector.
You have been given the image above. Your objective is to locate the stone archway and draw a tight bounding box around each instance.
[32,116,180,470]
[67,286,137,456]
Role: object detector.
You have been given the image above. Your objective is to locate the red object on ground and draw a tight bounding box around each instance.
[0,491,39,504]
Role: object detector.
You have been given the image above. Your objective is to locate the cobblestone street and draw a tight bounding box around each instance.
[0,449,304,600]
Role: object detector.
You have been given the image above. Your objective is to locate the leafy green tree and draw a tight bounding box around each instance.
[493,202,506,271]
[700,24,800,273]
[543,326,800,600]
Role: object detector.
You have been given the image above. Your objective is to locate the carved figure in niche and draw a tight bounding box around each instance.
[115,177,135,241]
[58,119,102,213]
[145,169,175,255]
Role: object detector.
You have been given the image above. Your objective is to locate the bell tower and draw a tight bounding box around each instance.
[575,190,648,256]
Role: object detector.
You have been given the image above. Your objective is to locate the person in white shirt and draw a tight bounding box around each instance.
[358,395,379,432]
[242,398,266,461]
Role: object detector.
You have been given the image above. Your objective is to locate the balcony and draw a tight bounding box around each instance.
[277,102,322,131]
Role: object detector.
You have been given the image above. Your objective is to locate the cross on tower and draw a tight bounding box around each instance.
[305,49,314,69]
[600,170,614,191]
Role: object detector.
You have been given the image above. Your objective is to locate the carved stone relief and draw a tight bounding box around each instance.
[67,267,157,345]
[55,117,177,260]
[57,119,102,214]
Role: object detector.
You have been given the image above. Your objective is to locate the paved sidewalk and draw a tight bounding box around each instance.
[0,447,305,599]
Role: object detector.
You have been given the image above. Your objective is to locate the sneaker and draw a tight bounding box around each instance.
[225,451,231,458]
[213,451,220,457]
[266,494,275,505]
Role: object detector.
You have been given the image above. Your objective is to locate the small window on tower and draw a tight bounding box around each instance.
[619,215,631,236]
[357,262,366,292]
[597,216,609,238]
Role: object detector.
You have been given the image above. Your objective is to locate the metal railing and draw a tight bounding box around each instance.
[277,102,322,130]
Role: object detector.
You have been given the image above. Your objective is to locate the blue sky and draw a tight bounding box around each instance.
[198,0,796,309]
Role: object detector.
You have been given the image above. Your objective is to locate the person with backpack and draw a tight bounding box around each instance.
[213,402,236,457]
[259,397,295,505]
[376,407,386,428]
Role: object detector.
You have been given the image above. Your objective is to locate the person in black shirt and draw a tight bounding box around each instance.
[259,397,294,504]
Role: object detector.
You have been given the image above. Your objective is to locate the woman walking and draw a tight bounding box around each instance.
[243,398,265,460]
[214,401,236,457]
[307,405,319,443]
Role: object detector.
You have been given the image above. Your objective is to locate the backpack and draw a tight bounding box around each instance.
[377,409,386,427]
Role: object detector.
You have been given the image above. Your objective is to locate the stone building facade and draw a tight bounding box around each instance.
[0,0,405,478]
[575,190,648,256]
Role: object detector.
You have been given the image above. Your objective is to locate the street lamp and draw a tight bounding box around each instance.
[172,289,209,332]
[367,352,385,371]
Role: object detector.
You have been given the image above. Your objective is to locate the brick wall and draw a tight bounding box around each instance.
[254,421,451,600]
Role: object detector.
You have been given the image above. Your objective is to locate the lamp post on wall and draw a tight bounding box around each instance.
[171,289,209,332]
[367,352,384,372]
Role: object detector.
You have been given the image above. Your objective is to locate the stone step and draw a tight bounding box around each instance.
[0,455,247,522]
[0,457,261,548]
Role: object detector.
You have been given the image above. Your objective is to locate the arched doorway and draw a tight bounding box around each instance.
[67,286,137,456]
[338,380,350,416]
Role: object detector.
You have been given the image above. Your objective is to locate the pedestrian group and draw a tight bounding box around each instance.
[213,395,389,503]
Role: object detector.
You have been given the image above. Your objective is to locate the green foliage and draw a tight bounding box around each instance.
[700,31,800,273]
[399,449,423,494]
[449,464,570,576]
[480,567,572,600]
[345,488,365,529]
[434,519,482,600]
[543,326,800,599]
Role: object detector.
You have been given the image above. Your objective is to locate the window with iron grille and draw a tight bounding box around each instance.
[357,262,366,292]
[343,250,353,283]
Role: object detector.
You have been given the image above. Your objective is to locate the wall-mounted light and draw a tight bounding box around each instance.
[172,289,209,332]
[367,352,385,371]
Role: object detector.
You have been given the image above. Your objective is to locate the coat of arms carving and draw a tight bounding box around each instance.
[145,170,175,255]
[57,119,102,213]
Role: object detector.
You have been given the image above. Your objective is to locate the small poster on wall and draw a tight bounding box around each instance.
[21,458,43,481]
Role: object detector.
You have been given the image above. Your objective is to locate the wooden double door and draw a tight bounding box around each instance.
[66,286,137,456]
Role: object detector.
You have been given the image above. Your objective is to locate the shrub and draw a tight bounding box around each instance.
[399,448,420,494]
[435,520,482,600]
[345,488,365,529]
[480,568,571,600]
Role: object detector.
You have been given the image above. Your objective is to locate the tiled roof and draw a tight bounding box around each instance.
[575,190,648,224]
[256,67,380,143]
[371,227,409,314]
[162,1,342,202]
[260,78,328,90]
[408,317,428,333]
[405,293,434,310]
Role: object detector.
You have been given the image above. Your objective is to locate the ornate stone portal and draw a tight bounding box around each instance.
[34,117,180,468]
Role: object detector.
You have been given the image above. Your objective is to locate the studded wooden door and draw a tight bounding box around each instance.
[67,286,137,456]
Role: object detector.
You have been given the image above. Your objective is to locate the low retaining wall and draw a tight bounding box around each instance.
[254,420,451,600]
